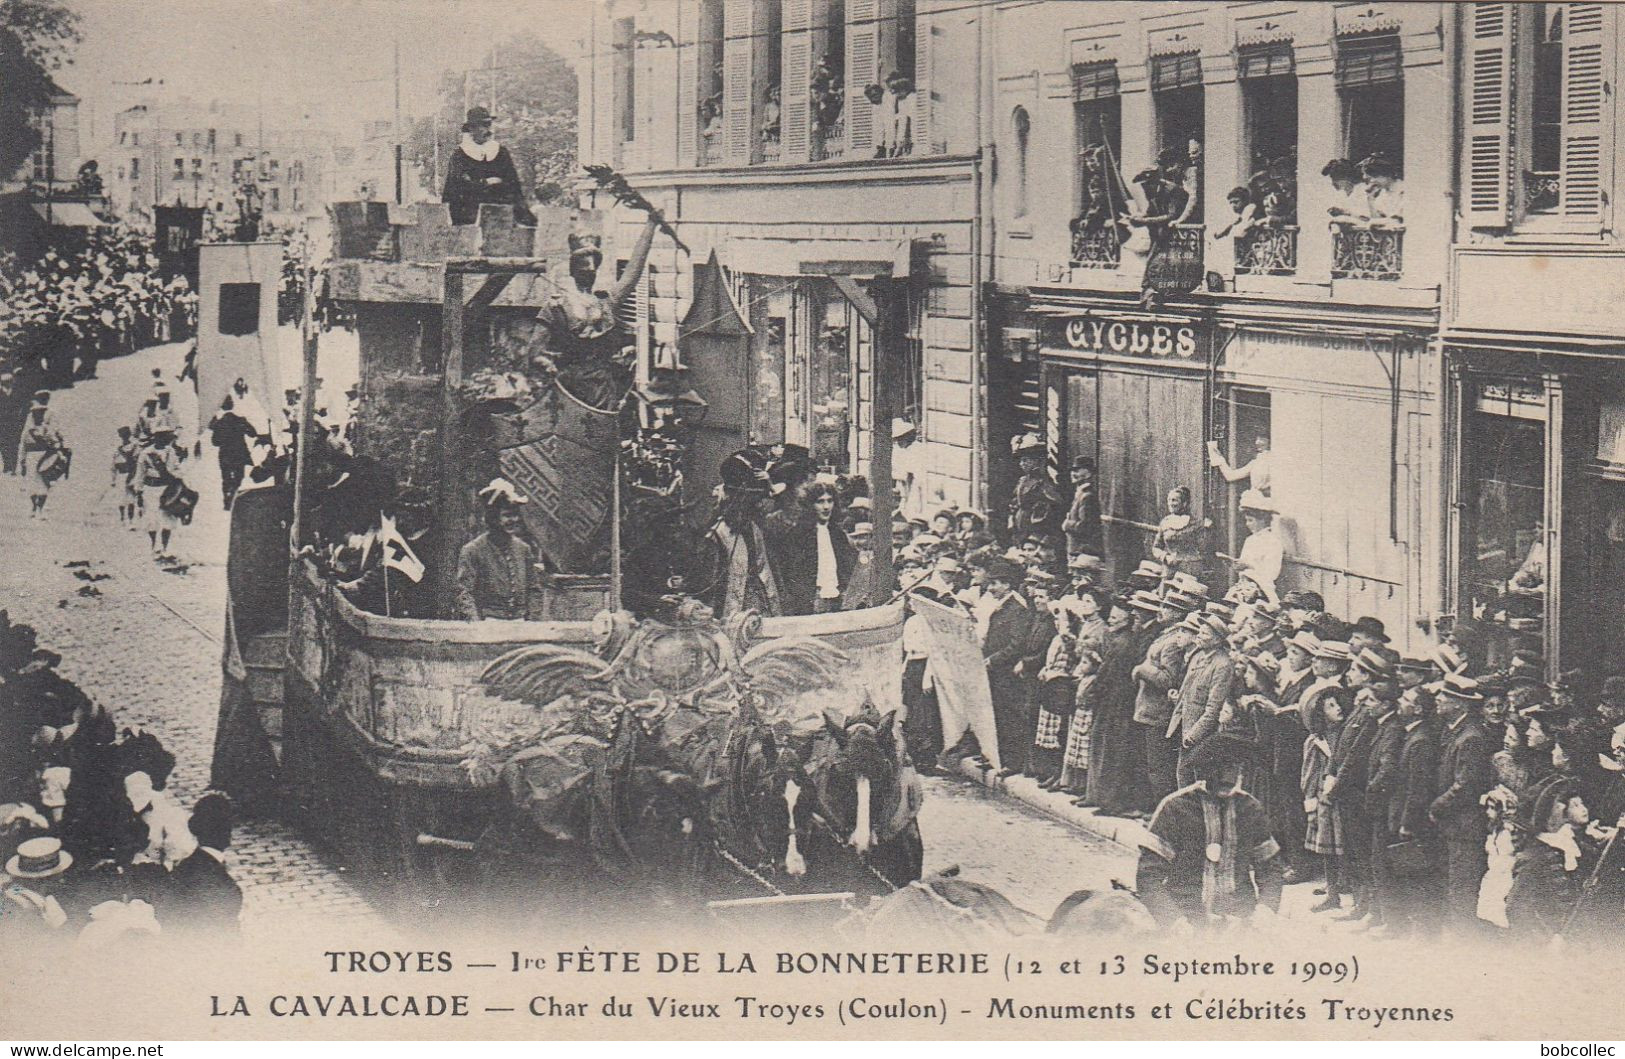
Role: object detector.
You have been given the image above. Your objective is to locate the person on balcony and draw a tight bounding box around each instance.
[1323,159,1370,224]
[760,84,782,149]
[442,106,534,226]
[883,71,915,158]
[1362,155,1404,228]
[1129,148,1202,309]
[1212,186,1261,243]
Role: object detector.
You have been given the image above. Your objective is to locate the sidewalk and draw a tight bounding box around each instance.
[949,757,1152,852]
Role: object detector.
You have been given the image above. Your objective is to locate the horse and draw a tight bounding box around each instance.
[796,708,924,896]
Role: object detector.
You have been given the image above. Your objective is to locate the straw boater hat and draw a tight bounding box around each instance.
[1239,489,1276,516]
[1128,589,1164,613]
[1438,673,1486,704]
[1285,630,1322,656]
[1353,648,1395,681]
[1314,640,1354,663]
[1431,643,1467,674]
[1010,432,1044,459]
[6,836,72,879]
[1133,560,1166,580]
[1168,572,1209,598]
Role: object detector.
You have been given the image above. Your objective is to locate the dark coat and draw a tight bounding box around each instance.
[1431,716,1494,835]
[208,411,257,467]
[442,143,533,226]
[1172,643,1233,748]
[1390,719,1440,836]
[1325,701,1382,808]
[1363,711,1405,817]
[764,509,854,616]
[1062,481,1103,557]
[1132,623,1193,727]
[167,848,243,932]
[1009,473,1064,542]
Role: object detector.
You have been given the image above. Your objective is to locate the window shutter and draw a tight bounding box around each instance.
[1465,2,1513,228]
[723,0,755,163]
[1073,61,1119,101]
[590,17,617,166]
[678,0,700,165]
[1237,42,1295,80]
[1335,32,1403,87]
[916,1,939,154]
[1560,3,1609,220]
[846,0,880,154]
[1150,52,1202,92]
[782,0,813,160]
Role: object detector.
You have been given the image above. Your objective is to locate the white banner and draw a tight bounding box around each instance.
[912,594,1002,771]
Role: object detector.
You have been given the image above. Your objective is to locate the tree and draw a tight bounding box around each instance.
[0,0,82,180]
[409,32,577,208]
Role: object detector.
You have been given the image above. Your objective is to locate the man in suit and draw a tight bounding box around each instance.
[1428,674,1494,936]
[166,792,243,934]
[1170,613,1235,786]
[1378,686,1441,938]
[1132,590,1199,802]
[982,559,1033,775]
[1361,679,1407,932]
[1321,650,1395,924]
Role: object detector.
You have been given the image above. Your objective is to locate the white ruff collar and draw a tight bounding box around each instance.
[460,135,500,162]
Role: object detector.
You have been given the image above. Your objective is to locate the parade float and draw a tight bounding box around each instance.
[210,196,916,921]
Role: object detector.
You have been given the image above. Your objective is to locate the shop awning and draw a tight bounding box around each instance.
[31,202,107,228]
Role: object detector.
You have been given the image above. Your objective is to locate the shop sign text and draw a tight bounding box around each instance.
[1053,316,1200,359]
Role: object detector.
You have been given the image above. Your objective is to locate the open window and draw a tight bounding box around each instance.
[1338,33,1405,170]
[1072,61,1124,268]
[1150,52,1203,223]
[1240,44,1298,226]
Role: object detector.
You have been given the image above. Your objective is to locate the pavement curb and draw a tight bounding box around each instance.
[949,758,1153,854]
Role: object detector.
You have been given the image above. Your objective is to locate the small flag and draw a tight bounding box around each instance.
[377,515,424,583]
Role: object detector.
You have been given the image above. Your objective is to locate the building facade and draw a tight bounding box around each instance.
[578,0,986,513]
[1445,1,1625,675]
[107,99,335,228]
[575,0,1625,666]
[983,1,1449,653]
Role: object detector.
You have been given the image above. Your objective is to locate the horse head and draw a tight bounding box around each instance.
[748,745,817,878]
[819,707,900,855]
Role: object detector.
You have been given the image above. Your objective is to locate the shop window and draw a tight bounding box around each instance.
[1463,382,1547,665]
[809,284,856,471]
[219,283,261,336]
[1337,33,1405,175]
[1011,106,1030,220]
[750,285,788,446]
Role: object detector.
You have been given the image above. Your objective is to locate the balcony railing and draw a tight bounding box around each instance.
[1234,225,1298,276]
[811,119,846,161]
[1331,222,1403,281]
[1169,223,1205,273]
[1524,170,1559,214]
[1069,226,1121,269]
[697,136,722,167]
[752,138,781,165]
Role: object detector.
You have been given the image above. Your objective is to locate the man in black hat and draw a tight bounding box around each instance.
[1136,732,1285,928]
[442,106,534,225]
[166,792,242,934]
[1061,455,1103,562]
[454,478,541,621]
[697,451,782,618]
[982,559,1034,774]
[1429,674,1495,935]
[1007,434,1062,549]
[1377,686,1442,938]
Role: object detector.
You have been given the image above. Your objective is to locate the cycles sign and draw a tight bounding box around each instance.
[1048,314,1202,360]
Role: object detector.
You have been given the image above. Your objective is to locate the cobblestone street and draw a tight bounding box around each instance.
[1,338,1138,935]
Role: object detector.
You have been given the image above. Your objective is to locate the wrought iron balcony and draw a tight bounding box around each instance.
[753,137,781,165]
[1524,170,1559,214]
[1331,222,1403,281]
[1234,225,1298,276]
[811,119,846,161]
[1069,225,1121,269]
[697,136,722,168]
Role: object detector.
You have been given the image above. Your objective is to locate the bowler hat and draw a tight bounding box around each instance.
[986,559,1025,586]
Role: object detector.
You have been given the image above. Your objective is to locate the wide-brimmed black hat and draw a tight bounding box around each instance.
[462,106,494,131]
